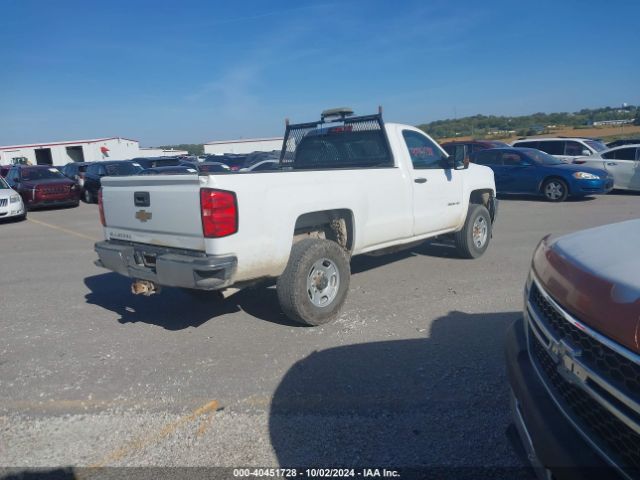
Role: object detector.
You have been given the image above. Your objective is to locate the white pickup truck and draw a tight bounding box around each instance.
[95,108,497,326]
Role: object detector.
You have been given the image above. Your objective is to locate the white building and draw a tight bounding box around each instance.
[204,137,283,155]
[0,137,140,166]
[137,147,188,157]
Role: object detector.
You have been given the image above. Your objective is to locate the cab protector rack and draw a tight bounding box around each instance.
[279,106,394,169]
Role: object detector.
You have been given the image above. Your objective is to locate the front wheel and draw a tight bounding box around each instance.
[542,178,568,202]
[277,239,351,326]
[454,204,492,259]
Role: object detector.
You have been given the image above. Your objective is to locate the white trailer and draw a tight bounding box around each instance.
[0,137,140,166]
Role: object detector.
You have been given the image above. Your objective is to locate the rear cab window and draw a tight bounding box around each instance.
[293,128,393,169]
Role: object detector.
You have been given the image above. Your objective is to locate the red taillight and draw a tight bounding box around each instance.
[200,188,237,238]
[98,189,106,226]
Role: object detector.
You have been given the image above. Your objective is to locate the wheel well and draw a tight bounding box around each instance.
[540,176,570,194]
[469,189,493,207]
[469,189,495,221]
[293,209,354,252]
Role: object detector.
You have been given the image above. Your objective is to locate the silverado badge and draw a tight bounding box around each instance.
[135,210,152,222]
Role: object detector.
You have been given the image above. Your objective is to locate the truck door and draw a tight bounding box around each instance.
[401,129,464,236]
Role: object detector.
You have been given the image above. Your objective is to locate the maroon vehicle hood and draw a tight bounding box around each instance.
[21,179,75,188]
[532,220,640,354]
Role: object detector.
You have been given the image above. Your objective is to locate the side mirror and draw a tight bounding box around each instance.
[581,149,591,156]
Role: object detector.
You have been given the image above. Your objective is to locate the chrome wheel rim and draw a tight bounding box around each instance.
[307,258,340,308]
[472,216,488,248]
[545,181,563,200]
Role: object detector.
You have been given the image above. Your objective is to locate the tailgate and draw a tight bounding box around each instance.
[101,175,205,251]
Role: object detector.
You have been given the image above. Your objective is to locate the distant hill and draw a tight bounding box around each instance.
[418,105,639,140]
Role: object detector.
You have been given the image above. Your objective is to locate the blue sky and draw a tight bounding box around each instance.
[2,0,639,146]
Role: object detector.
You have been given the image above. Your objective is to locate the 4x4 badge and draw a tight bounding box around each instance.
[135,210,152,222]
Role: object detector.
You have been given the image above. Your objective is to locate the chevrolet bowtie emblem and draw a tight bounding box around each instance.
[135,210,152,222]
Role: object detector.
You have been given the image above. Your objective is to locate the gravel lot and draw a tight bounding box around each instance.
[1,193,638,478]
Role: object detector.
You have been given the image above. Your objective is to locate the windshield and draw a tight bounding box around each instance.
[584,140,607,152]
[21,168,66,181]
[105,163,143,175]
[0,177,10,189]
[521,148,564,165]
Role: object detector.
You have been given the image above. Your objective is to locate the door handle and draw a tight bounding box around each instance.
[414,178,427,184]
[607,162,617,166]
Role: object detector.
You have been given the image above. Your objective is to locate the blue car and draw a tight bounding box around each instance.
[471,148,613,202]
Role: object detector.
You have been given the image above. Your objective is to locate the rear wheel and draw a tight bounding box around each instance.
[277,238,350,326]
[542,178,568,202]
[454,204,492,259]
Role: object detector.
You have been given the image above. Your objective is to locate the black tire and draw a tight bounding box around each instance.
[454,204,492,259]
[17,212,27,222]
[83,189,94,204]
[542,178,569,202]
[277,238,351,326]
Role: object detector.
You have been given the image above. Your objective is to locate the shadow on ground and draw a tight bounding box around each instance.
[84,239,473,329]
[269,310,534,479]
[84,272,301,330]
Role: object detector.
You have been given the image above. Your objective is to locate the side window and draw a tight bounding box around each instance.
[501,152,522,166]
[613,147,636,161]
[565,141,586,156]
[474,150,501,166]
[514,141,538,149]
[602,150,615,160]
[537,141,565,155]
[402,130,446,169]
[87,165,98,175]
[442,144,455,156]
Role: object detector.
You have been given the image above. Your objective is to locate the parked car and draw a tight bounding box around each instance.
[4,165,80,209]
[0,165,11,178]
[507,219,640,478]
[239,159,280,172]
[179,160,231,173]
[60,162,91,187]
[441,140,510,166]
[573,144,640,191]
[606,138,640,149]
[214,154,250,171]
[139,166,198,175]
[131,157,183,170]
[82,161,143,203]
[95,108,498,326]
[511,137,608,163]
[0,176,26,221]
[471,147,612,201]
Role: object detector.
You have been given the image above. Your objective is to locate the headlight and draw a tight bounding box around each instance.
[10,194,20,204]
[573,172,599,180]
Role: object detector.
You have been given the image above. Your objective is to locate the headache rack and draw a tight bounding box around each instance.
[279,107,394,170]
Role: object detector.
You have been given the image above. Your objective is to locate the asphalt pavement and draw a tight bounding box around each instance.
[1,192,638,478]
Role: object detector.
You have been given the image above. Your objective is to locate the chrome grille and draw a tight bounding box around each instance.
[0,198,7,207]
[527,279,640,473]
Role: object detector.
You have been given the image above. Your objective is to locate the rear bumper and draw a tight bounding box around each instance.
[506,317,623,480]
[94,240,237,290]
